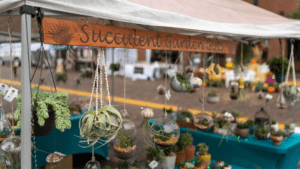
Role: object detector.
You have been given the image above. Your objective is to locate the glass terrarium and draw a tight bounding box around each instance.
[113,117,137,160]
[194,113,213,131]
[254,107,270,125]
[85,159,101,169]
[0,135,21,168]
[0,106,12,137]
[150,116,180,147]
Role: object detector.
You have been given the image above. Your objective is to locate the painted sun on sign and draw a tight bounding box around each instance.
[48,22,74,45]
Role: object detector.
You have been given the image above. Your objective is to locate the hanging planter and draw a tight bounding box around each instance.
[230,87,238,100]
[110,63,120,71]
[14,85,71,137]
[194,113,213,131]
[206,89,219,104]
[170,72,194,93]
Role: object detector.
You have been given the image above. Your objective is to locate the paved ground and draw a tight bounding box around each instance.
[0,65,300,168]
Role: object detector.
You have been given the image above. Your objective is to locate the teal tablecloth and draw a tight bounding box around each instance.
[150,119,300,169]
[16,114,109,169]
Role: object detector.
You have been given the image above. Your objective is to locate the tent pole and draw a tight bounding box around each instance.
[20,13,32,169]
[111,48,115,106]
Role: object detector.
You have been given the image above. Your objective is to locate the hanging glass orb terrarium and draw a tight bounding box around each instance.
[85,159,101,169]
[194,113,213,131]
[150,116,180,147]
[113,112,137,160]
[0,106,12,137]
[0,135,21,168]
[254,107,270,125]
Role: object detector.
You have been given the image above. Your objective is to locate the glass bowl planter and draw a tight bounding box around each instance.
[113,118,137,160]
[194,113,213,131]
[150,117,180,147]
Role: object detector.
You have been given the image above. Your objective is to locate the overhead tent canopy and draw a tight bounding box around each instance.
[0,0,300,44]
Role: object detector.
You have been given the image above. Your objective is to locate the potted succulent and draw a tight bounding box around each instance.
[131,159,138,169]
[213,159,224,169]
[229,110,240,131]
[181,132,195,161]
[0,132,8,142]
[223,163,232,169]
[170,72,193,93]
[146,146,164,169]
[194,156,206,169]
[179,161,194,169]
[117,161,130,169]
[255,125,269,140]
[197,143,211,168]
[246,119,255,134]
[175,135,188,166]
[235,122,250,138]
[270,131,284,145]
[195,118,212,131]
[271,120,279,132]
[14,85,71,137]
[176,110,194,128]
[113,130,136,160]
[282,123,294,137]
[206,89,219,104]
[162,147,176,169]
[55,72,68,84]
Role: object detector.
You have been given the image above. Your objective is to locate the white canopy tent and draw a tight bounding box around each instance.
[0,0,299,168]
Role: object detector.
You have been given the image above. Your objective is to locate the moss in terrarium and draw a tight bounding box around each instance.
[176,72,192,93]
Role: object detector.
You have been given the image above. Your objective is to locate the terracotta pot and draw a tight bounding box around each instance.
[206,96,219,104]
[270,135,284,145]
[175,151,186,166]
[176,120,188,127]
[198,153,211,168]
[236,128,250,138]
[195,164,206,169]
[185,144,196,161]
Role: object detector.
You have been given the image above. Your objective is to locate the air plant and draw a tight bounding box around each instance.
[218,120,240,147]
[139,108,162,145]
[78,105,122,149]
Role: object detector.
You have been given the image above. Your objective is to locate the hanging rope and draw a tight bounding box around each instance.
[203,54,205,114]
[123,49,126,111]
[164,51,168,118]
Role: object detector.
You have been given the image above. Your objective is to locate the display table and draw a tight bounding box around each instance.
[149,119,300,169]
[15,114,109,169]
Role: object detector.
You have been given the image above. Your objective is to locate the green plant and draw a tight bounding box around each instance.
[0,132,7,138]
[273,82,279,88]
[103,166,113,169]
[237,122,249,129]
[109,63,120,71]
[221,110,226,114]
[255,125,269,134]
[212,111,217,118]
[207,89,219,97]
[55,72,68,83]
[177,110,193,122]
[282,85,298,101]
[162,147,173,156]
[246,119,255,126]
[231,110,240,123]
[163,108,173,114]
[146,146,164,162]
[197,143,208,154]
[117,130,134,148]
[197,119,209,126]
[176,72,192,93]
[131,159,138,167]
[195,157,203,167]
[235,43,252,67]
[176,136,189,152]
[180,160,186,168]
[271,131,283,136]
[224,163,230,167]
[271,120,277,125]
[184,161,195,169]
[267,56,291,75]
[79,105,122,148]
[181,132,193,145]
[117,160,129,169]
[285,123,292,130]
[14,85,71,134]
[154,131,172,142]
[0,152,21,169]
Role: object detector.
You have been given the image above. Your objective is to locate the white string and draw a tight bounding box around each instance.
[100,50,103,108]
[102,49,111,106]
[88,50,100,111]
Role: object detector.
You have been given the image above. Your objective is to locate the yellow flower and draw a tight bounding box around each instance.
[226,62,233,68]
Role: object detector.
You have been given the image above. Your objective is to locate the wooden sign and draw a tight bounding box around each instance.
[42,18,235,54]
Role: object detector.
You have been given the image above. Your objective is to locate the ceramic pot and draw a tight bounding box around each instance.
[146,160,163,169]
[32,109,55,137]
[162,152,176,169]
[175,151,186,166]
[224,165,232,169]
[270,135,284,145]
[271,123,279,132]
[170,73,194,93]
[229,122,237,132]
[206,96,219,104]
[198,153,211,168]
[176,120,188,128]
[236,128,250,138]
[185,144,196,161]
